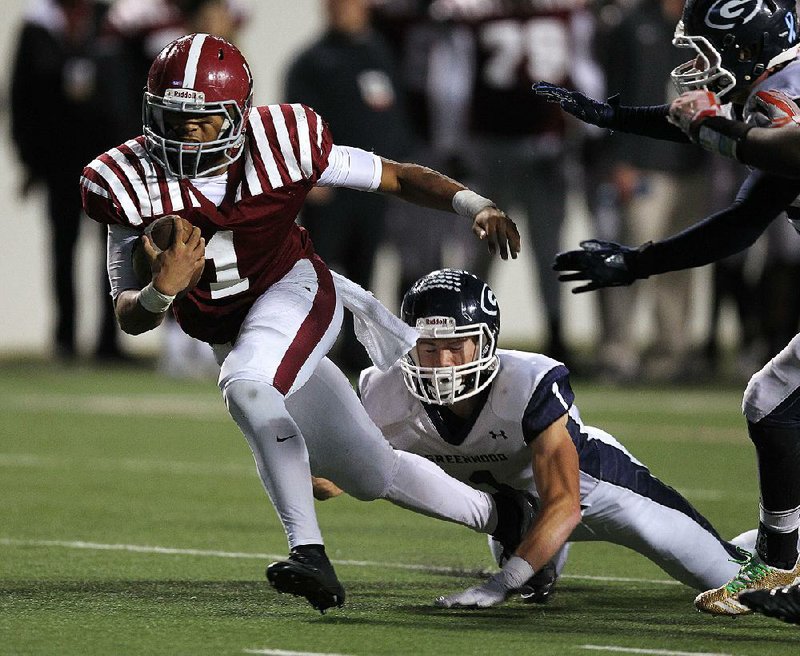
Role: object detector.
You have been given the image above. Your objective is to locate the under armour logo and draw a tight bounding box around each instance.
[489,430,507,440]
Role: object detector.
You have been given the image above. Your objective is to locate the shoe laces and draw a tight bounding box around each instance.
[724,554,774,595]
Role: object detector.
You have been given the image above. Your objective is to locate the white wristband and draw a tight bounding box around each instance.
[138,282,175,314]
[495,555,536,591]
[452,189,495,219]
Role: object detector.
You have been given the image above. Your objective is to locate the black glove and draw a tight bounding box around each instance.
[532,81,618,129]
[553,239,644,293]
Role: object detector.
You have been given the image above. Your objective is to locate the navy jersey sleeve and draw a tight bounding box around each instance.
[610,104,690,142]
[635,169,800,276]
[521,365,574,443]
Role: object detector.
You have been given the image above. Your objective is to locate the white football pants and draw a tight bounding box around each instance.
[287,357,497,531]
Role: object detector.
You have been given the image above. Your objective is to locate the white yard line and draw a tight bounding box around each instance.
[244,650,353,656]
[0,450,753,503]
[580,646,733,656]
[0,453,252,476]
[3,394,227,420]
[0,537,682,585]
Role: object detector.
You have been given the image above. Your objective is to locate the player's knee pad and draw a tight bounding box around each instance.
[743,336,800,424]
[221,378,293,438]
[222,378,281,410]
[745,383,800,430]
[743,367,772,424]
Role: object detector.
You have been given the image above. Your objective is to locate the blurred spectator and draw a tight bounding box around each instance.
[598,0,713,382]
[701,157,761,379]
[371,2,478,303]
[758,217,800,362]
[102,0,247,377]
[10,0,126,361]
[441,0,595,365]
[376,0,598,365]
[286,0,412,373]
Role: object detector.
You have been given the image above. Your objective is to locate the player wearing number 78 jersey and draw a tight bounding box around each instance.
[79,33,521,612]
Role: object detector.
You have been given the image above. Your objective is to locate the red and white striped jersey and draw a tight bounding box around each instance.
[81,103,333,345]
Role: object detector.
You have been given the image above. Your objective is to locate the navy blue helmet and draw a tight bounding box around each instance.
[672,0,799,99]
[400,269,500,404]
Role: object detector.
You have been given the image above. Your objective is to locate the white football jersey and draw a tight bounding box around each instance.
[745,55,800,226]
[359,349,641,504]
[361,349,749,590]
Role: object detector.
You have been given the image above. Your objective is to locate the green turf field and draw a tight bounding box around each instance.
[1,361,796,655]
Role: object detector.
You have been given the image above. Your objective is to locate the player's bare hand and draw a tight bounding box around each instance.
[144,216,206,297]
[472,207,520,259]
[312,477,344,501]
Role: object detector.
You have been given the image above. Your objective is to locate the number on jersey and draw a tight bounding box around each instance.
[480,18,569,89]
[205,230,249,299]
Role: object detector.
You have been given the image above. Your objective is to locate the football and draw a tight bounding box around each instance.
[131,215,204,296]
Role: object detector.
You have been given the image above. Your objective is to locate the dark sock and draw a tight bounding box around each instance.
[756,523,799,569]
[491,492,519,543]
[748,419,800,568]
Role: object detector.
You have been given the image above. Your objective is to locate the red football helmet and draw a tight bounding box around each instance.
[143,33,253,178]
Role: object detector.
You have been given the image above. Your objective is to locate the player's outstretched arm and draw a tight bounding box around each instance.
[514,415,581,572]
[532,82,689,142]
[378,159,521,260]
[556,169,800,293]
[669,89,800,177]
[740,126,800,177]
[436,416,581,609]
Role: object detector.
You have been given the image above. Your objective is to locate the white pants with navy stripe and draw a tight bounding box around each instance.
[572,479,744,590]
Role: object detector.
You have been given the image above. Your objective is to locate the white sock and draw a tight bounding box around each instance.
[223,379,322,548]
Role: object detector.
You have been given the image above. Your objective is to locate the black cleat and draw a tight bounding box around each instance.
[739,583,800,624]
[489,485,537,561]
[266,544,345,613]
[519,560,559,604]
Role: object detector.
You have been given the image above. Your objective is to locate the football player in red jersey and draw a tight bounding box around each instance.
[80,33,522,613]
[534,0,800,616]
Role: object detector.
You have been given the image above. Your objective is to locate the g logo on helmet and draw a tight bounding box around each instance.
[480,284,498,316]
[705,0,763,30]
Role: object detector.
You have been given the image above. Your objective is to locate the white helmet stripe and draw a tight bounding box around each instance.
[183,34,208,89]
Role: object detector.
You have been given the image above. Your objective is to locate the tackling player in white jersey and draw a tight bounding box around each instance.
[534,0,800,615]
[354,269,751,608]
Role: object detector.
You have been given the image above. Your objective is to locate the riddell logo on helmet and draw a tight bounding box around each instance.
[705,0,762,30]
[164,88,206,104]
[417,317,456,329]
